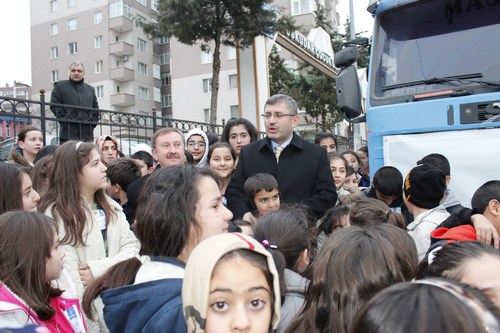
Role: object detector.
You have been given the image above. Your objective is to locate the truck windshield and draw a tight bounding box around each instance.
[371,0,500,103]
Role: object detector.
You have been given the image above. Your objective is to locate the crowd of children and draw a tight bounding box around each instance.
[1,120,500,333]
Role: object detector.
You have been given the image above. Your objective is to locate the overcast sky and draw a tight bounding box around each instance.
[0,0,31,86]
[0,0,372,87]
[337,0,374,36]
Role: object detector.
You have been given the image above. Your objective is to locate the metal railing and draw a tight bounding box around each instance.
[0,91,225,155]
[0,91,360,154]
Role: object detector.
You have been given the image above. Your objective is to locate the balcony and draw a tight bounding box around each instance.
[110,41,134,56]
[110,67,134,82]
[110,93,135,106]
[109,16,133,32]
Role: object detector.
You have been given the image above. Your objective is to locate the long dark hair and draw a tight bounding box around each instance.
[286,225,418,333]
[31,155,53,197]
[0,211,63,321]
[82,165,217,318]
[0,163,29,214]
[416,241,500,279]
[135,165,215,257]
[253,207,313,296]
[220,117,259,143]
[349,198,407,229]
[38,141,115,246]
[207,142,236,163]
[352,279,500,333]
[314,132,337,146]
[17,125,42,142]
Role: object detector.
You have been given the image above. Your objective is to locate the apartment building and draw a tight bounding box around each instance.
[0,82,32,139]
[30,0,340,127]
[30,0,164,118]
[170,0,341,127]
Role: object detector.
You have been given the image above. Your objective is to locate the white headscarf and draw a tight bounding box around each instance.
[182,233,281,332]
[185,128,209,168]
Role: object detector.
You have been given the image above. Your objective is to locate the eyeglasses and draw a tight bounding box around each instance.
[187,141,206,148]
[261,112,295,119]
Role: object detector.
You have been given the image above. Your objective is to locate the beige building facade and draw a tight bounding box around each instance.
[30,0,341,126]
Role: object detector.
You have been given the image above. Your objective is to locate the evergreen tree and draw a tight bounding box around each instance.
[289,0,343,132]
[341,18,370,69]
[268,0,370,133]
[141,0,282,125]
[293,69,342,132]
[268,46,295,96]
[313,0,333,34]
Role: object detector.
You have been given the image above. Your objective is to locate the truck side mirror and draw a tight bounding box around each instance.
[336,65,362,119]
[334,46,358,68]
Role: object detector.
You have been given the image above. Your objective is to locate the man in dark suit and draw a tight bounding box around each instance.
[50,61,99,143]
[226,94,337,219]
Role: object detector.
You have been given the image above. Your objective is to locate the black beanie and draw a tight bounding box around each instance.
[404,164,446,209]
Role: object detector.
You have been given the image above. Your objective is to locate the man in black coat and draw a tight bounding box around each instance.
[126,128,189,223]
[226,94,337,220]
[50,61,99,143]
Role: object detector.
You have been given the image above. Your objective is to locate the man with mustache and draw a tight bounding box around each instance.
[126,128,188,223]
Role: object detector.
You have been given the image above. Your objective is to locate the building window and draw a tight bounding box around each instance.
[139,86,149,100]
[68,0,76,8]
[50,0,57,13]
[160,52,170,65]
[136,0,146,6]
[96,85,104,98]
[204,108,210,122]
[161,73,171,86]
[137,38,147,52]
[291,0,314,15]
[138,62,148,75]
[95,35,103,49]
[159,36,170,45]
[161,94,172,107]
[68,42,78,55]
[67,18,77,31]
[227,46,236,60]
[153,64,161,79]
[109,1,133,19]
[229,74,238,89]
[230,105,239,118]
[51,70,58,83]
[136,14,146,24]
[49,23,58,36]
[95,60,103,74]
[202,78,212,93]
[151,0,158,11]
[154,87,161,102]
[94,11,103,24]
[201,49,212,64]
[50,47,58,59]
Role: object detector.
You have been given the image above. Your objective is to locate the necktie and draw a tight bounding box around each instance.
[275,145,283,162]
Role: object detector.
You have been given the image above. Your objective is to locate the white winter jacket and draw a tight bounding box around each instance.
[407,205,450,261]
[45,195,141,332]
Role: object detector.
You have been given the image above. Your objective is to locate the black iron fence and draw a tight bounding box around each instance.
[0,91,359,156]
[0,91,225,156]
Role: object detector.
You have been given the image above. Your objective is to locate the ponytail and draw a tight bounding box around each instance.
[82,257,142,319]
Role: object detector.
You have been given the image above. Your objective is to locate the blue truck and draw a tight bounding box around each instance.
[335,0,500,205]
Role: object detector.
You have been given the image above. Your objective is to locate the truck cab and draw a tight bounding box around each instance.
[336,0,500,205]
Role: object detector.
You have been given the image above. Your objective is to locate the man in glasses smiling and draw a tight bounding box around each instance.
[226,94,337,220]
